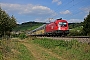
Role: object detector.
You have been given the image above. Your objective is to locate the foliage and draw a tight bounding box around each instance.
[83,12,90,36]
[0,7,17,37]
[19,33,27,39]
[68,23,82,29]
[68,26,83,36]
[11,33,19,38]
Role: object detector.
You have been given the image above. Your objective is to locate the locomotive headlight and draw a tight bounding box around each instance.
[59,22,67,27]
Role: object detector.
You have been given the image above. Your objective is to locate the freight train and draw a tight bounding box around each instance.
[29,18,69,36]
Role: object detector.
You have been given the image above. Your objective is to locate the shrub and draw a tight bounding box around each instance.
[19,33,27,39]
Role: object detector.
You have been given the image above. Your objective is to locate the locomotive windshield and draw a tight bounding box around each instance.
[59,22,67,27]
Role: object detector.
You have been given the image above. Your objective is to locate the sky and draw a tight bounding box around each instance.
[0,0,90,24]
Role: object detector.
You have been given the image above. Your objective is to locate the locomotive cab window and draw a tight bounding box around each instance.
[59,22,67,27]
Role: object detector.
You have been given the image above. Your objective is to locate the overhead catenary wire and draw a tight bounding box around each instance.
[53,0,90,23]
[42,0,89,23]
[44,0,79,22]
[64,0,90,19]
[44,0,74,23]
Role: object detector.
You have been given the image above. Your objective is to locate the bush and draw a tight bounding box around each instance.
[19,33,27,39]
[68,29,83,36]
[68,26,84,36]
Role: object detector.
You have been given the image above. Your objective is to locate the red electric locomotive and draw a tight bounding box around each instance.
[45,18,69,36]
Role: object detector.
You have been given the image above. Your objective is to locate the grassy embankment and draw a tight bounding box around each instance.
[31,37,90,60]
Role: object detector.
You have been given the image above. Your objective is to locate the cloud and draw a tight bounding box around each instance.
[52,0,62,5]
[80,7,90,18]
[68,19,83,23]
[57,1,62,5]
[35,18,83,23]
[81,7,90,13]
[34,17,56,23]
[34,18,46,22]
[0,3,56,17]
[60,10,71,14]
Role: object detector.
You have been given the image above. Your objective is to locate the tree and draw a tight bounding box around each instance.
[83,12,90,36]
[0,7,17,37]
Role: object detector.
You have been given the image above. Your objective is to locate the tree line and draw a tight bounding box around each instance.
[83,12,90,36]
[0,7,17,37]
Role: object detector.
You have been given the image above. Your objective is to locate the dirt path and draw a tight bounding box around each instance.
[21,40,65,60]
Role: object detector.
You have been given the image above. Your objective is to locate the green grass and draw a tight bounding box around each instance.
[17,44,34,60]
[0,37,90,60]
[32,38,77,49]
[32,38,90,60]
[0,39,34,60]
[0,51,3,60]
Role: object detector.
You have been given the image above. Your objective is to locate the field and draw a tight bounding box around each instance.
[0,37,90,60]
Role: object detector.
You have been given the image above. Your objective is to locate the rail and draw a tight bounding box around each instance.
[37,36,90,43]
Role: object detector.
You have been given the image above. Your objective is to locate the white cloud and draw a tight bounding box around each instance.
[68,19,83,23]
[34,18,45,22]
[57,1,62,5]
[52,0,62,5]
[52,0,59,3]
[60,10,71,14]
[0,3,56,17]
[80,7,90,18]
[34,17,56,23]
[81,7,90,13]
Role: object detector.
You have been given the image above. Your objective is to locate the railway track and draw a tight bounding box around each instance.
[37,36,90,43]
[65,36,90,38]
